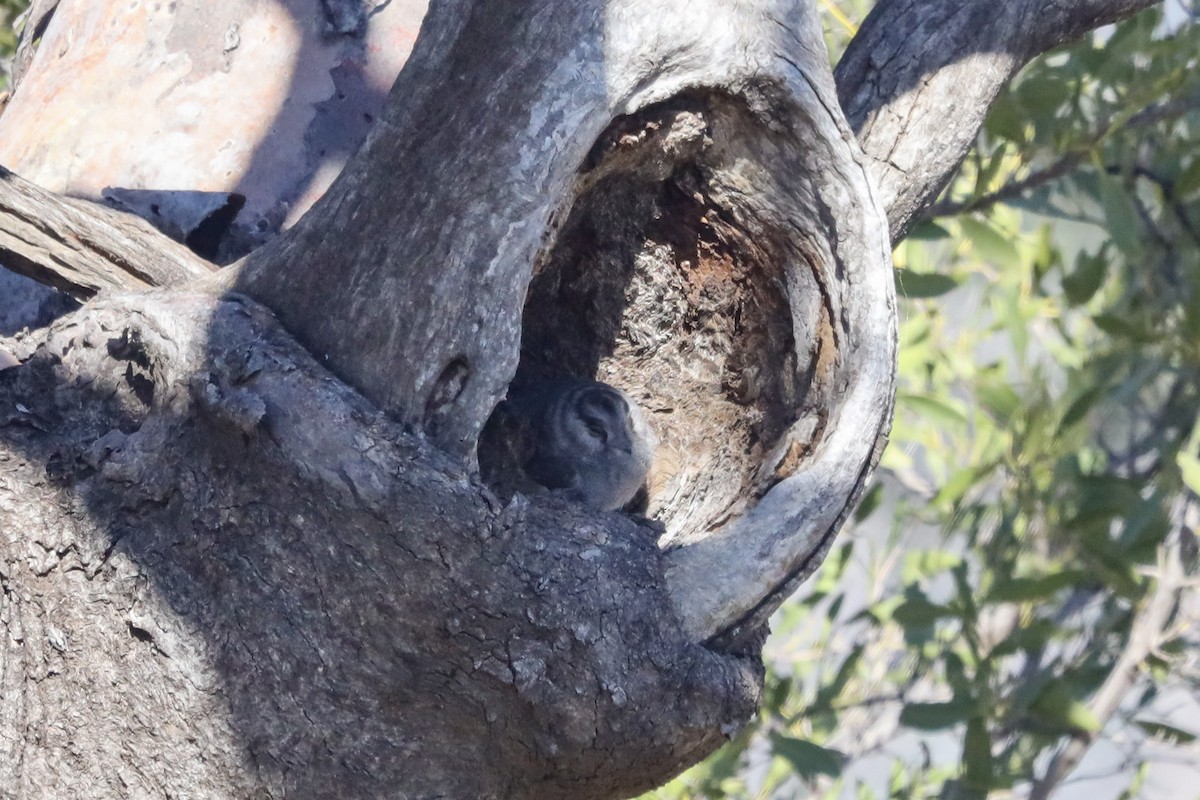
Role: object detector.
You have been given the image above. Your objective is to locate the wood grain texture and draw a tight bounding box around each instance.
[0,167,215,299]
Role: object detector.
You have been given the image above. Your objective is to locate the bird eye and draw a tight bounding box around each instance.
[582,415,608,443]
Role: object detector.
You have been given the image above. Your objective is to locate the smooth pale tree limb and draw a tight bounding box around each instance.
[0,0,429,252]
[0,166,215,299]
[835,0,1163,240]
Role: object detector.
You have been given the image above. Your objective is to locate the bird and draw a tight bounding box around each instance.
[482,378,655,512]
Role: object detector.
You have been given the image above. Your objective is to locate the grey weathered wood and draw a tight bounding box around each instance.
[226,0,897,644]
[836,0,1162,241]
[0,166,216,299]
[0,290,759,799]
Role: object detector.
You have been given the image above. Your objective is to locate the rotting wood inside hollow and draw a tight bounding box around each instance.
[479,95,839,544]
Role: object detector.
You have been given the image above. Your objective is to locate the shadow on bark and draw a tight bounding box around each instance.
[0,290,760,799]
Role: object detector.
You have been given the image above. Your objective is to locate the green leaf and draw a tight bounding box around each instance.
[898,393,968,427]
[903,550,962,583]
[933,466,979,507]
[977,381,1022,423]
[1097,175,1143,258]
[1059,386,1104,432]
[962,717,995,791]
[854,482,883,522]
[763,675,793,715]
[983,570,1090,604]
[1062,249,1108,306]
[984,92,1027,145]
[1135,720,1197,745]
[976,147,1011,195]
[908,221,953,241]
[1017,73,1072,118]
[1118,764,1150,800]
[899,698,977,731]
[990,618,1058,657]
[1071,475,1144,526]
[1116,491,1171,554]
[896,268,959,299]
[1079,542,1144,598]
[944,652,969,693]
[1176,156,1200,198]
[770,735,844,779]
[893,597,954,628]
[960,217,1021,269]
[1177,452,1200,496]
[1093,313,1157,343]
[817,645,864,708]
[864,595,903,624]
[1029,682,1102,733]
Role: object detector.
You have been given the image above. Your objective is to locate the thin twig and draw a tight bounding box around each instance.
[927,94,1200,220]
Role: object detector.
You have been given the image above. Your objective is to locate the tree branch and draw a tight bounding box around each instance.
[0,288,761,798]
[218,0,897,644]
[1032,0,1173,52]
[835,0,1163,241]
[1027,532,1187,800]
[0,166,216,300]
[926,156,1085,220]
[925,93,1200,220]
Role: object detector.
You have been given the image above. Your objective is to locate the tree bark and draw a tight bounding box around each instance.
[835,0,1162,240]
[0,166,215,298]
[0,0,1163,796]
[0,289,760,799]
[224,0,898,644]
[2,0,894,793]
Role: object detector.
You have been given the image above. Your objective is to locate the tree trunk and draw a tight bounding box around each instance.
[0,0,1160,797]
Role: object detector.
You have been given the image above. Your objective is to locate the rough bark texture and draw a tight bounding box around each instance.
[0,290,759,799]
[835,0,1162,240]
[230,0,897,644]
[1,0,891,791]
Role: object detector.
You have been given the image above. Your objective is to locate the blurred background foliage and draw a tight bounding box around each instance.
[0,0,27,90]
[645,1,1200,799]
[0,1,1197,798]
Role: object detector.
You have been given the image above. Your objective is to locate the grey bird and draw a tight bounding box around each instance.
[494,378,656,512]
